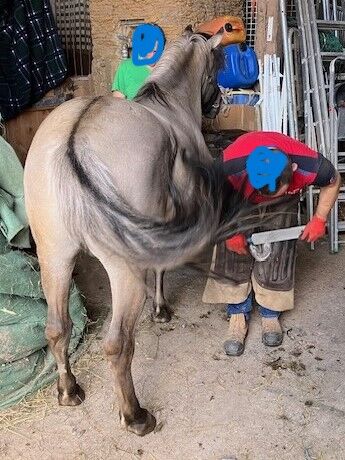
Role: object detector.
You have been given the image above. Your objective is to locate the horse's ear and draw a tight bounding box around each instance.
[183,24,194,37]
[208,27,224,49]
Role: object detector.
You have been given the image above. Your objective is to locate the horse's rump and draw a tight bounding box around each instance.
[26,95,224,270]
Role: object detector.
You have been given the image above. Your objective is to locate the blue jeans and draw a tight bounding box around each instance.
[227,294,280,319]
[258,306,280,318]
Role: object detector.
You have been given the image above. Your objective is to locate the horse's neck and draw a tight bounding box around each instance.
[141,82,202,129]
[138,41,210,159]
[139,89,204,155]
[148,44,204,124]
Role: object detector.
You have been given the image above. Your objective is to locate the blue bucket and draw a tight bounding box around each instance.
[220,90,260,106]
[217,43,259,89]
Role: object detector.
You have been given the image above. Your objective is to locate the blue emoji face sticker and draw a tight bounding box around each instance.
[246,146,288,193]
[132,24,165,66]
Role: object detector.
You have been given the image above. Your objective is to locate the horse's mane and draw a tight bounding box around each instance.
[134,33,224,105]
[134,81,169,106]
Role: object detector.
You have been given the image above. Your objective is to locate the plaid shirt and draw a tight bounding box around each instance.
[0,0,67,121]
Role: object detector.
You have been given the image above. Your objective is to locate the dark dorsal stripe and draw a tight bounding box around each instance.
[67,97,103,191]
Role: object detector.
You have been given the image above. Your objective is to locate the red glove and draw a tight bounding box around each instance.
[226,234,248,255]
[300,215,326,242]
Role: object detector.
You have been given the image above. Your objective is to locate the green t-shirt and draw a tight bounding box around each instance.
[111,58,151,100]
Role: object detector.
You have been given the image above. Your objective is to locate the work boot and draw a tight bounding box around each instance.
[261,317,283,347]
[223,313,248,356]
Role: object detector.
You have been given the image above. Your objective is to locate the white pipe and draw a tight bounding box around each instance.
[259,53,291,133]
[260,53,291,133]
[279,0,297,138]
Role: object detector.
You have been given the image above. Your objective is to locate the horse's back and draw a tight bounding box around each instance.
[85,95,169,164]
[24,95,170,248]
[72,95,169,212]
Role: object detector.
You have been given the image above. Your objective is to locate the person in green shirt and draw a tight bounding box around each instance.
[112,27,166,100]
[112,58,152,100]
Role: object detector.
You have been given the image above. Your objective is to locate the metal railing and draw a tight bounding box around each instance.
[243,0,257,48]
[54,0,92,76]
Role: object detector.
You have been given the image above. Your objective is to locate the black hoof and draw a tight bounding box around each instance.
[152,304,172,323]
[120,408,156,436]
[262,332,283,347]
[223,339,245,356]
[58,383,85,406]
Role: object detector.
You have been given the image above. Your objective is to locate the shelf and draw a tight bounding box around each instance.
[317,20,345,30]
[321,52,345,61]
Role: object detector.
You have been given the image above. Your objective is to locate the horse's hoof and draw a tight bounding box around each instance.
[58,384,85,406]
[120,408,156,436]
[152,305,172,323]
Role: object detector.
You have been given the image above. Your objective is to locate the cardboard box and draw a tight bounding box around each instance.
[203,104,261,133]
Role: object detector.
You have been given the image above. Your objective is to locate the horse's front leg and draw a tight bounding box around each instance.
[99,254,156,436]
[152,269,171,323]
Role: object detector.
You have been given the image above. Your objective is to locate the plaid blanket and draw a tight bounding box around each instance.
[0,0,67,121]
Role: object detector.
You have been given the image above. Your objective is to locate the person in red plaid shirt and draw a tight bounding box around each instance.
[203,131,340,356]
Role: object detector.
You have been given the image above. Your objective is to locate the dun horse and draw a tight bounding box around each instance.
[24,27,240,436]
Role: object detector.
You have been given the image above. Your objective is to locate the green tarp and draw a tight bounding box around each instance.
[0,135,87,410]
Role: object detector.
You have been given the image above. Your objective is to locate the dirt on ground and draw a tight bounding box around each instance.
[0,244,345,460]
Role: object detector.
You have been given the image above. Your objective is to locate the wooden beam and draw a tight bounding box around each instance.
[255,0,283,61]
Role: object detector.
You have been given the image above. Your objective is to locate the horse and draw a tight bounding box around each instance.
[24,27,239,436]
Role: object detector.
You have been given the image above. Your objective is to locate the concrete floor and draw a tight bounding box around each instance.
[1,243,345,460]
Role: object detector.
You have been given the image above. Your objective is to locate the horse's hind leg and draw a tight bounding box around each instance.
[37,239,83,406]
[92,248,156,436]
[152,270,171,323]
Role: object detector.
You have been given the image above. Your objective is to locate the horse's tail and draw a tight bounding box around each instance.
[55,99,243,269]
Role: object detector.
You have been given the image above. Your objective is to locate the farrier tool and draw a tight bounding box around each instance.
[248,225,306,262]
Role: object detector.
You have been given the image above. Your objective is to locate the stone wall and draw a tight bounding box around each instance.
[89,0,243,94]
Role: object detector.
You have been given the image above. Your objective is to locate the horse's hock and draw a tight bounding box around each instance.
[89,0,243,93]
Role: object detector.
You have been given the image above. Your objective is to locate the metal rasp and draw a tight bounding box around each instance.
[248,225,306,262]
[249,225,306,246]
